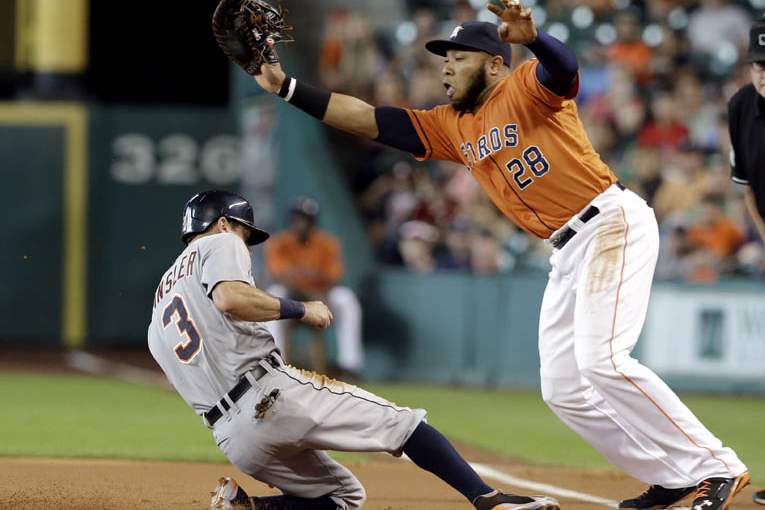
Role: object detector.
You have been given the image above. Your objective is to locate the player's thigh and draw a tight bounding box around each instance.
[275,365,426,454]
[254,450,366,509]
[573,204,659,369]
[538,265,578,378]
[211,377,302,474]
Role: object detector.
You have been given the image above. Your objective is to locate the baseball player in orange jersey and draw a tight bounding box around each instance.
[250,1,751,509]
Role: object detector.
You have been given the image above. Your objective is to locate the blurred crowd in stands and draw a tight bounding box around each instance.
[318,0,764,281]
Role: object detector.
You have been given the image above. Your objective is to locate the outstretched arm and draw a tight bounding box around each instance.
[214,0,378,136]
[489,0,578,96]
[253,62,426,155]
[254,62,378,138]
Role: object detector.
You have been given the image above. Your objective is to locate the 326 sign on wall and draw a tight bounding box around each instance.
[111,133,241,185]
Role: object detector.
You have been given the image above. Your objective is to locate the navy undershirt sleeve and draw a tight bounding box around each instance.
[525,30,579,97]
[374,106,426,156]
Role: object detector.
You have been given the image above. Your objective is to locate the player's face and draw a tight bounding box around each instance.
[214,217,250,243]
[228,222,252,244]
[442,50,489,112]
[751,62,765,98]
[289,214,313,240]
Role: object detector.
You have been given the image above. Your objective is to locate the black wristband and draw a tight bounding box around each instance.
[277,77,332,120]
[277,76,293,99]
[278,297,305,320]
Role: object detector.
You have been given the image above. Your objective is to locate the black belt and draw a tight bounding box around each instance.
[549,181,625,250]
[203,355,278,427]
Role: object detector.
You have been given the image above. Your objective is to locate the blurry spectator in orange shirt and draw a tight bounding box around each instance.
[688,193,745,259]
[265,198,364,376]
[669,193,746,282]
[608,9,653,85]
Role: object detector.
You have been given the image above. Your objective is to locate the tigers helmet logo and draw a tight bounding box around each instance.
[183,207,194,233]
[760,33,765,46]
[450,26,464,40]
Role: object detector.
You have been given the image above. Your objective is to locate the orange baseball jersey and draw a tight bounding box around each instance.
[265,230,344,293]
[407,59,616,239]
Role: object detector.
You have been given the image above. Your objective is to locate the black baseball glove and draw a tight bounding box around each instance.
[212,0,293,76]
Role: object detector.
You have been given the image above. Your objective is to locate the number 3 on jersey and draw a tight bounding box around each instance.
[162,295,202,363]
[507,146,550,190]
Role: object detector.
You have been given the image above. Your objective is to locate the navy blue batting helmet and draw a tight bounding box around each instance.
[181,190,269,246]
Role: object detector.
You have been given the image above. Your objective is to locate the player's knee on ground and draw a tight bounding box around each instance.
[331,479,366,510]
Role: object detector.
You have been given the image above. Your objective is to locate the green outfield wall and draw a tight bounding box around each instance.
[0,124,64,343]
[0,104,86,347]
[361,269,547,387]
[361,271,765,392]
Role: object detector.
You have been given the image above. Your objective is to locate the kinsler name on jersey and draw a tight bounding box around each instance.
[153,249,198,309]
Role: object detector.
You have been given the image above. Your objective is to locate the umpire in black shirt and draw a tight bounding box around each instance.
[730,19,765,247]
[729,20,765,506]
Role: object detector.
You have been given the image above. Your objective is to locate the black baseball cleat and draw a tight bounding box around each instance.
[691,472,750,510]
[754,489,765,505]
[618,484,695,508]
[473,490,560,510]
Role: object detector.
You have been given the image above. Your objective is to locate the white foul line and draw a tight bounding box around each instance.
[468,462,619,508]
[402,454,619,508]
[65,350,170,388]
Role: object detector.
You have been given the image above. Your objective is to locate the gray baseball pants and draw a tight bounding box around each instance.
[211,356,426,509]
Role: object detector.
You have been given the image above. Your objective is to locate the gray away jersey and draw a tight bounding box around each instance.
[147,232,277,414]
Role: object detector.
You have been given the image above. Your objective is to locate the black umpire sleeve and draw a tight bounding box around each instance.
[729,96,749,185]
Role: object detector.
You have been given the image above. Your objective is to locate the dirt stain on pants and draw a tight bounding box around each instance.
[584,213,627,295]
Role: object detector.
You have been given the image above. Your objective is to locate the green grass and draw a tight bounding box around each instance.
[367,384,606,467]
[1,373,763,484]
[367,384,765,484]
[0,372,224,462]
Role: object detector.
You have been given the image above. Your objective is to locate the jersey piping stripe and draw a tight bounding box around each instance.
[487,154,555,233]
[410,112,434,160]
[276,366,414,416]
[608,206,733,475]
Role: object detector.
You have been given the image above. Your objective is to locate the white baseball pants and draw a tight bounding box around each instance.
[267,284,364,372]
[539,184,747,488]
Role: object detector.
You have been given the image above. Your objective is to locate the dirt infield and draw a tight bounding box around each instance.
[0,457,760,510]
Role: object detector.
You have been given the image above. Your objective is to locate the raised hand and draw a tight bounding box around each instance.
[487,0,538,45]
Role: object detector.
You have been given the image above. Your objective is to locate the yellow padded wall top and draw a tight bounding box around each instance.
[16,0,89,73]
